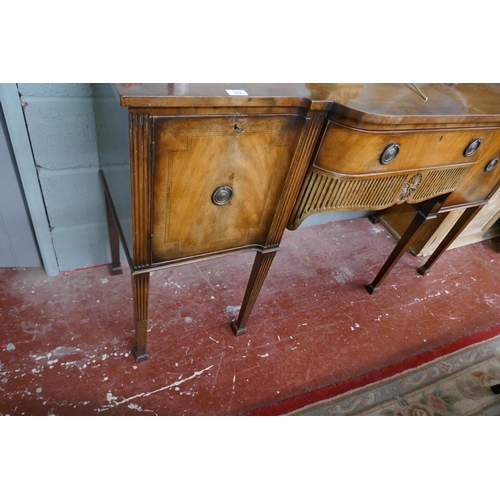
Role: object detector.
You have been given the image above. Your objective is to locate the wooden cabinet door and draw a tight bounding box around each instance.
[151,114,305,263]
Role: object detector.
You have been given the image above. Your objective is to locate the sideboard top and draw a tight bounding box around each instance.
[115,83,500,126]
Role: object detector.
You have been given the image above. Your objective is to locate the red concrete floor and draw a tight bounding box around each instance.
[2,217,500,416]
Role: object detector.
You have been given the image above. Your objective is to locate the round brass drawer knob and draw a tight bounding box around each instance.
[464,139,482,156]
[380,143,400,164]
[485,157,499,172]
[212,185,234,205]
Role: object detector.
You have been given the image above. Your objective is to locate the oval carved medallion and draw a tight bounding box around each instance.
[398,173,422,202]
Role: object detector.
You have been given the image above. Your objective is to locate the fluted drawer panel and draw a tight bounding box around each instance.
[288,162,474,229]
[290,170,408,227]
[316,173,407,209]
[411,165,471,202]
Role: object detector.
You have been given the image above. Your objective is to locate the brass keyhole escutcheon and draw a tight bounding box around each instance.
[212,185,234,205]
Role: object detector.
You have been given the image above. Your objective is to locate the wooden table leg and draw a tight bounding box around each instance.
[103,192,123,276]
[417,205,483,276]
[132,272,150,362]
[100,170,123,276]
[231,250,277,336]
[365,194,448,294]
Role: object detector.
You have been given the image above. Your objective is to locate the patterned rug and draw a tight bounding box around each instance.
[288,335,500,416]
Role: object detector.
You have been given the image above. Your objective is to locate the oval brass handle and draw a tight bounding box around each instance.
[212,185,234,205]
[380,143,400,164]
[485,157,499,172]
[464,139,482,156]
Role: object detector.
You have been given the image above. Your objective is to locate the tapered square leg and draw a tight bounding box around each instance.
[101,172,123,276]
[132,272,150,362]
[231,251,277,336]
[365,194,448,293]
[417,205,483,276]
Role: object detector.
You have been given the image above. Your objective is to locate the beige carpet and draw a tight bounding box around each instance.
[289,336,500,416]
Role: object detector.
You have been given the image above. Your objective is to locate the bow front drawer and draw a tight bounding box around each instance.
[287,121,500,229]
[315,121,498,175]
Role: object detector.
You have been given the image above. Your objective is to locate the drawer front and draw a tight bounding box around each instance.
[152,114,304,262]
[315,121,498,175]
[444,130,500,207]
[288,122,500,230]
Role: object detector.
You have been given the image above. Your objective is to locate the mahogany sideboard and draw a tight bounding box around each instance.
[99,83,500,361]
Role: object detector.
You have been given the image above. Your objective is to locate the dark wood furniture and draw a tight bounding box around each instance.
[287,84,500,294]
[101,83,500,361]
[101,84,333,361]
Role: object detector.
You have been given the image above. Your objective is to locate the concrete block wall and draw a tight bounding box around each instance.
[18,83,129,271]
[92,84,132,252]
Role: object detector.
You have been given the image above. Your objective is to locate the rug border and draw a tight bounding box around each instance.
[288,335,500,416]
[245,325,500,416]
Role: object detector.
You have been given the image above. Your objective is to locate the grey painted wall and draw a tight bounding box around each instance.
[18,83,368,271]
[0,103,41,267]
[18,83,129,271]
